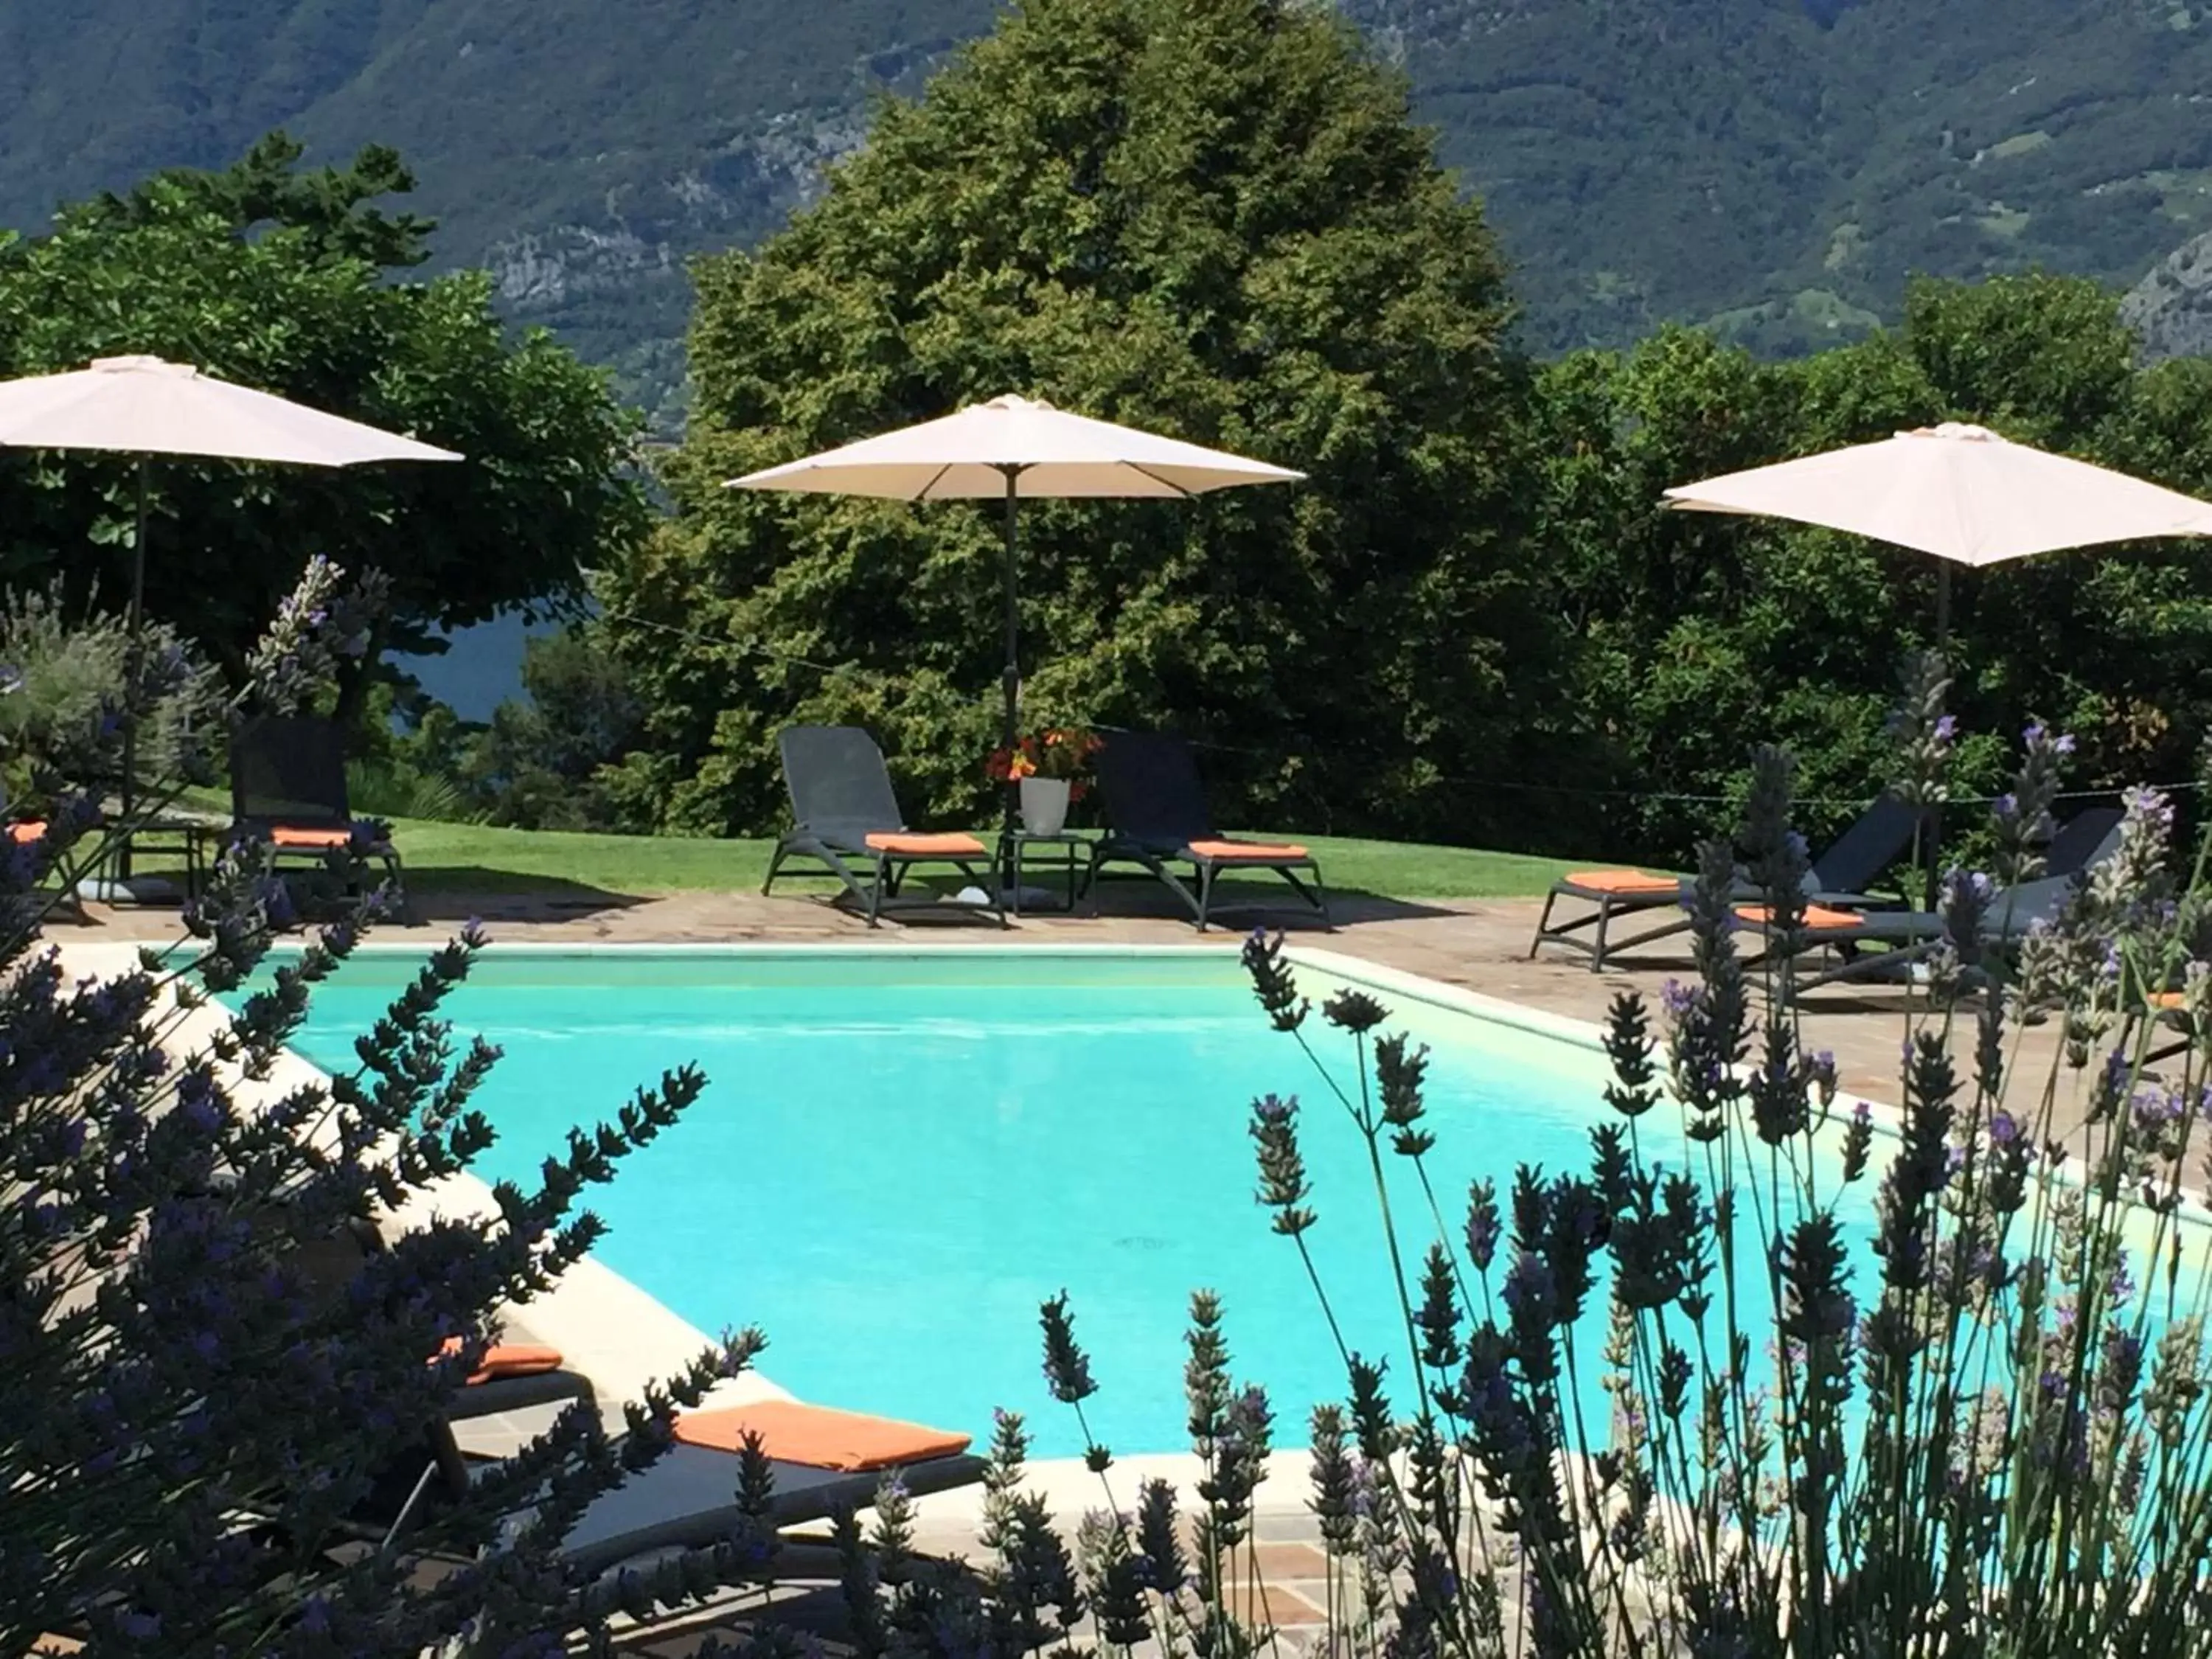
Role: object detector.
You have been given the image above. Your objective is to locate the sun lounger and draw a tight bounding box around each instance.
[2041,804,2124,877]
[354,1394,983,1582]
[1528,792,1925,972]
[1082,729,1329,931]
[1737,870,2087,998]
[762,726,1006,927]
[299,1217,985,1585]
[561,1401,984,1576]
[229,714,407,917]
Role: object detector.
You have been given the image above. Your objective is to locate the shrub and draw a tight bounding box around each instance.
[0,571,786,1656]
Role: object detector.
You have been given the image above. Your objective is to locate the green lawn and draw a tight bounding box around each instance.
[377,818,1583,902]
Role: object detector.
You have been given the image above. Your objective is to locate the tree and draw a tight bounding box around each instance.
[602,0,1578,844]
[466,624,647,830]
[0,135,651,704]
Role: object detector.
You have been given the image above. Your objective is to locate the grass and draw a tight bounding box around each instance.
[369,818,1585,902]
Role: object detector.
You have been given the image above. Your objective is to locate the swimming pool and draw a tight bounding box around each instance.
[252,945,1887,1456]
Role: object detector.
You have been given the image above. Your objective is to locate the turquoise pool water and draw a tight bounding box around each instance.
[250,947,1886,1456]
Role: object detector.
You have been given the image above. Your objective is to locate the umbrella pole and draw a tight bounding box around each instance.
[999,465,1022,858]
[1924,563,1953,909]
[116,457,150,879]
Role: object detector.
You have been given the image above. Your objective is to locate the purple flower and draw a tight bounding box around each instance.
[1989,1110,2020,1147]
[1465,1178,1502,1273]
[2110,1254,2136,1308]
[1934,714,1958,742]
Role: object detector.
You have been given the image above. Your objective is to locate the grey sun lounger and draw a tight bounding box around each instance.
[329,1402,986,1631]
[560,1437,988,1579]
[762,725,1006,927]
[1733,803,2126,998]
[1528,792,1926,973]
[1082,729,1329,931]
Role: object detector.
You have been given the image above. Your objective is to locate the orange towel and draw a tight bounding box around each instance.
[1186,838,1309,861]
[1734,903,1863,932]
[270,825,352,849]
[7,821,47,844]
[435,1336,565,1386]
[1564,869,1678,894]
[863,832,987,857]
[675,1400,972,1471]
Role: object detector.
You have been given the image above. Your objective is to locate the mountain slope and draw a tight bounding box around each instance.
[7,0,2212,420]
[0,0,996,422]
[1352,0,2212,352]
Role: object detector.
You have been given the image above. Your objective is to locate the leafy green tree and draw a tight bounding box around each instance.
[604,0,1581,844]
[0,135,651,705]
[466,625,647,830]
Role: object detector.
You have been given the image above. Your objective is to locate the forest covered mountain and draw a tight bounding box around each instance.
[6,0,2212,423]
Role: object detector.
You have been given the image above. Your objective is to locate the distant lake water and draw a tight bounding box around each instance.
[391,611,556,720]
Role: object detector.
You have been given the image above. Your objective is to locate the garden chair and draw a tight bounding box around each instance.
[229,714,408,917]
[333,1391,985,1624]
[1528,791,1926,972]
[762,725,1005,927]
[294,1213,987,1585]
[1737,859,2113,1001]
[1082,729,1329,931]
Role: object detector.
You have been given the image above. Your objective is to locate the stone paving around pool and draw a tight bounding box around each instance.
[52,872,2112,1652]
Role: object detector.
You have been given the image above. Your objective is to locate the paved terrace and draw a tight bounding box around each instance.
[50,878,2114,1655]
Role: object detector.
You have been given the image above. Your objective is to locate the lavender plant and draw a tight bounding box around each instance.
[1239,742,2212,1655]
[958,731,2212,1659]
[0,571,801,1657]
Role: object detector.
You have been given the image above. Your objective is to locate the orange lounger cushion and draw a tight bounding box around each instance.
[436,1336,565,1385]
[863,832,987,857]
[1734,903,1863,932]
[1564,869,1678,894]
[2150,990,2188,1011]
[675,1400,973,1471]
[270,825,352,849]
[7,820,48,844]
[1186,839,1309,861]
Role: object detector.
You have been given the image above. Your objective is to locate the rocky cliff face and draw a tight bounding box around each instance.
[2124,232,2212,363]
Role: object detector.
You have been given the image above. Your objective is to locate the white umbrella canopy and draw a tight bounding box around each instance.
[729,394,1303,807]
[0,355,462,466]
[728,393,1304,500]
[1664,422,2212,570]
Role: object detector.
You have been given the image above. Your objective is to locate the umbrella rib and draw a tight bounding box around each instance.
[1124,463,1200,500]
[913,463,955,502]
[1133,465,1203,504]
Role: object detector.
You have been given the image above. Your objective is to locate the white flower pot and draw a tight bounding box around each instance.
[1018,776,1072,837]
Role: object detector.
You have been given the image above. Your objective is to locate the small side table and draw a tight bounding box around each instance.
[998,829,1086,917]
[100,813,220,902]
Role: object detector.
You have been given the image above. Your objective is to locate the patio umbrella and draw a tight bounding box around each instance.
[0,355,462,880]
[1662,422,2212,639]
[1666,422,2212,907]
[728,393,1302,775]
